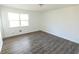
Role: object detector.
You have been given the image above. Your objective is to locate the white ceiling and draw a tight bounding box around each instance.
[0,4,77,11]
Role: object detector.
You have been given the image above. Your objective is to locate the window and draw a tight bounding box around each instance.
[8,12,29,27]
[20,14,29,26]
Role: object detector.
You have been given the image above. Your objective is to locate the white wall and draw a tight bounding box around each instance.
[0,29,2,52]
[1,7,41,38]
[40,6,79,44]
[0,9,3,52]
[1,6,79,44]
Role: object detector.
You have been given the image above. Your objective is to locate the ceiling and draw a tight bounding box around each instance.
[0,4,77,11]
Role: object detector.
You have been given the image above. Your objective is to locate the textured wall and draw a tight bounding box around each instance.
[41,6,79,43]
[1,7,41,38]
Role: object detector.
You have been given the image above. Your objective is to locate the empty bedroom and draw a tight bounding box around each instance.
[0,4,79,54]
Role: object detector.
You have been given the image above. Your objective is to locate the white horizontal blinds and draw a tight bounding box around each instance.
[8,12,29,27]
[9,21,20,27]
[20,14,29,20]
[8,12,19,20]
[8,12,20,27]
[20,14,29,26]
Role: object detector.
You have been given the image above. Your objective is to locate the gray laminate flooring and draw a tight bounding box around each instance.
[1,31,79,54]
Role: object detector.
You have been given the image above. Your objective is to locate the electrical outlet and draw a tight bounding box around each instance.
[19,30,22,32]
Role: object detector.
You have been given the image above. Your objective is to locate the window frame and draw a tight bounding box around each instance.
[8,12,29,28]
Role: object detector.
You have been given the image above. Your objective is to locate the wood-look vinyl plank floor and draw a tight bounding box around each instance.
[1,31,79,54]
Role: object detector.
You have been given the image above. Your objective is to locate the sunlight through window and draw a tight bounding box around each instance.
[8,12,29,27]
